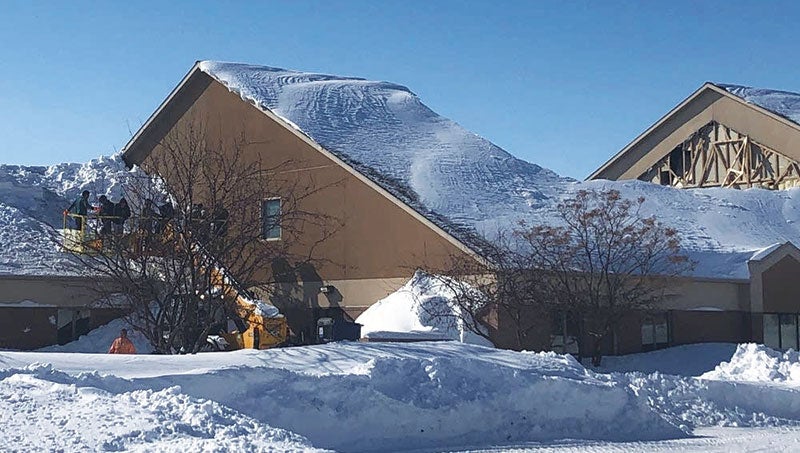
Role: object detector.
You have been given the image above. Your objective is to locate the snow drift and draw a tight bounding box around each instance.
[0,343,688,452]
[355,270,493,346]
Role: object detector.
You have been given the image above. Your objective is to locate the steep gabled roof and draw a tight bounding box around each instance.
[123,61,571,257]
[588,82,800,181]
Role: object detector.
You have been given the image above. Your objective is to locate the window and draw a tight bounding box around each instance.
[550,311,579,355]
[261,198,281,240]
[642,313,670,351]
[764,314,780,350]
[781,314,799,351]
[763,313,800,350]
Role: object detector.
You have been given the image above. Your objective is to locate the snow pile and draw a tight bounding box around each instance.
[0,364,321,452]
[6,342,800,450]
[38,317,154,354]
[701,343,800,385]
[356,270,493,346]
[0,343,688,451]
[624,371,800,429]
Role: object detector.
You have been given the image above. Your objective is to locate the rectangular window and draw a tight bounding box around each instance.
[261,198,281,240]
[762,313,800,350]
[780,314,798,351]
[550,311,579,355]
[642,313,670,352]
[764,314,781,350]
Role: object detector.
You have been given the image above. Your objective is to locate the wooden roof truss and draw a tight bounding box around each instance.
[639,121,800,190]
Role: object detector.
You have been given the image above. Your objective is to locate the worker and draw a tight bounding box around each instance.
[140,199,158,233]
[108,328,137,354]
[65,190,91,230]
[97,195,116,235]
[112,198,131,234]
[156,201,175,233]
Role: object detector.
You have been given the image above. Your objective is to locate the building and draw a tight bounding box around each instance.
[588,82,800,353]
[121,61,493,342]
[118,63,800,354]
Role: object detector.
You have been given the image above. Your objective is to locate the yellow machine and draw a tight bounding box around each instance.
[207,266,288,350]
[61,212,105,254]
[61,211,288,351]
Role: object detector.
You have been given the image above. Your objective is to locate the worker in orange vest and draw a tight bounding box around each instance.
[108,328,137,354]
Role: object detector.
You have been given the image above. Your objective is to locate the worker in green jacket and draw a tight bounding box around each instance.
[66,190,91,230]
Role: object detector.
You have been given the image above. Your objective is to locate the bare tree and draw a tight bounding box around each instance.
[61,121,337,353]
[430,189,692,362]
[519,189,692,364]
[425,232,560,349]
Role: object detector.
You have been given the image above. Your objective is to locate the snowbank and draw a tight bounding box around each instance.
[0,342,688,451]
[0,364,320,452]
[7,342,800,450]
[356,271,493,346]
[702,343,800,385]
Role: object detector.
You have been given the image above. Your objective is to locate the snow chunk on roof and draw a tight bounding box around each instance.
[717,83,800,125]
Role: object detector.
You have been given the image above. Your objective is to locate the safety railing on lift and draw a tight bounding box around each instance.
[61,212,125,254]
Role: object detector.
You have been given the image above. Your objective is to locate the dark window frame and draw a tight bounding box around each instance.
[641,312,671,352]
[763,312,800,350]
[261,198,282,241]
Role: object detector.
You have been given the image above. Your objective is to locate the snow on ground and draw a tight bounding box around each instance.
[356,271,493,346]
[0,343,689,452]
[0,365,320,452]
[596,343,738,376]
[448,427,800,452]
[5,340,800,451]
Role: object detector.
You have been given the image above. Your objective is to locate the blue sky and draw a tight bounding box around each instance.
[2,1,800,179]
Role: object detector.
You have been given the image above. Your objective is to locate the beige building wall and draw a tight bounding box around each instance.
[659,278,750,312]
[0,275,101,308]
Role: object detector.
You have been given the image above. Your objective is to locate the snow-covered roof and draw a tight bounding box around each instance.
[9,65,800,281]
[197,61,570,241]
[716,83,800,126]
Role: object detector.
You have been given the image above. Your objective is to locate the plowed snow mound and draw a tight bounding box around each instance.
[0,343,687,452]
[0,364,323,452]
[701,343,800,384]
